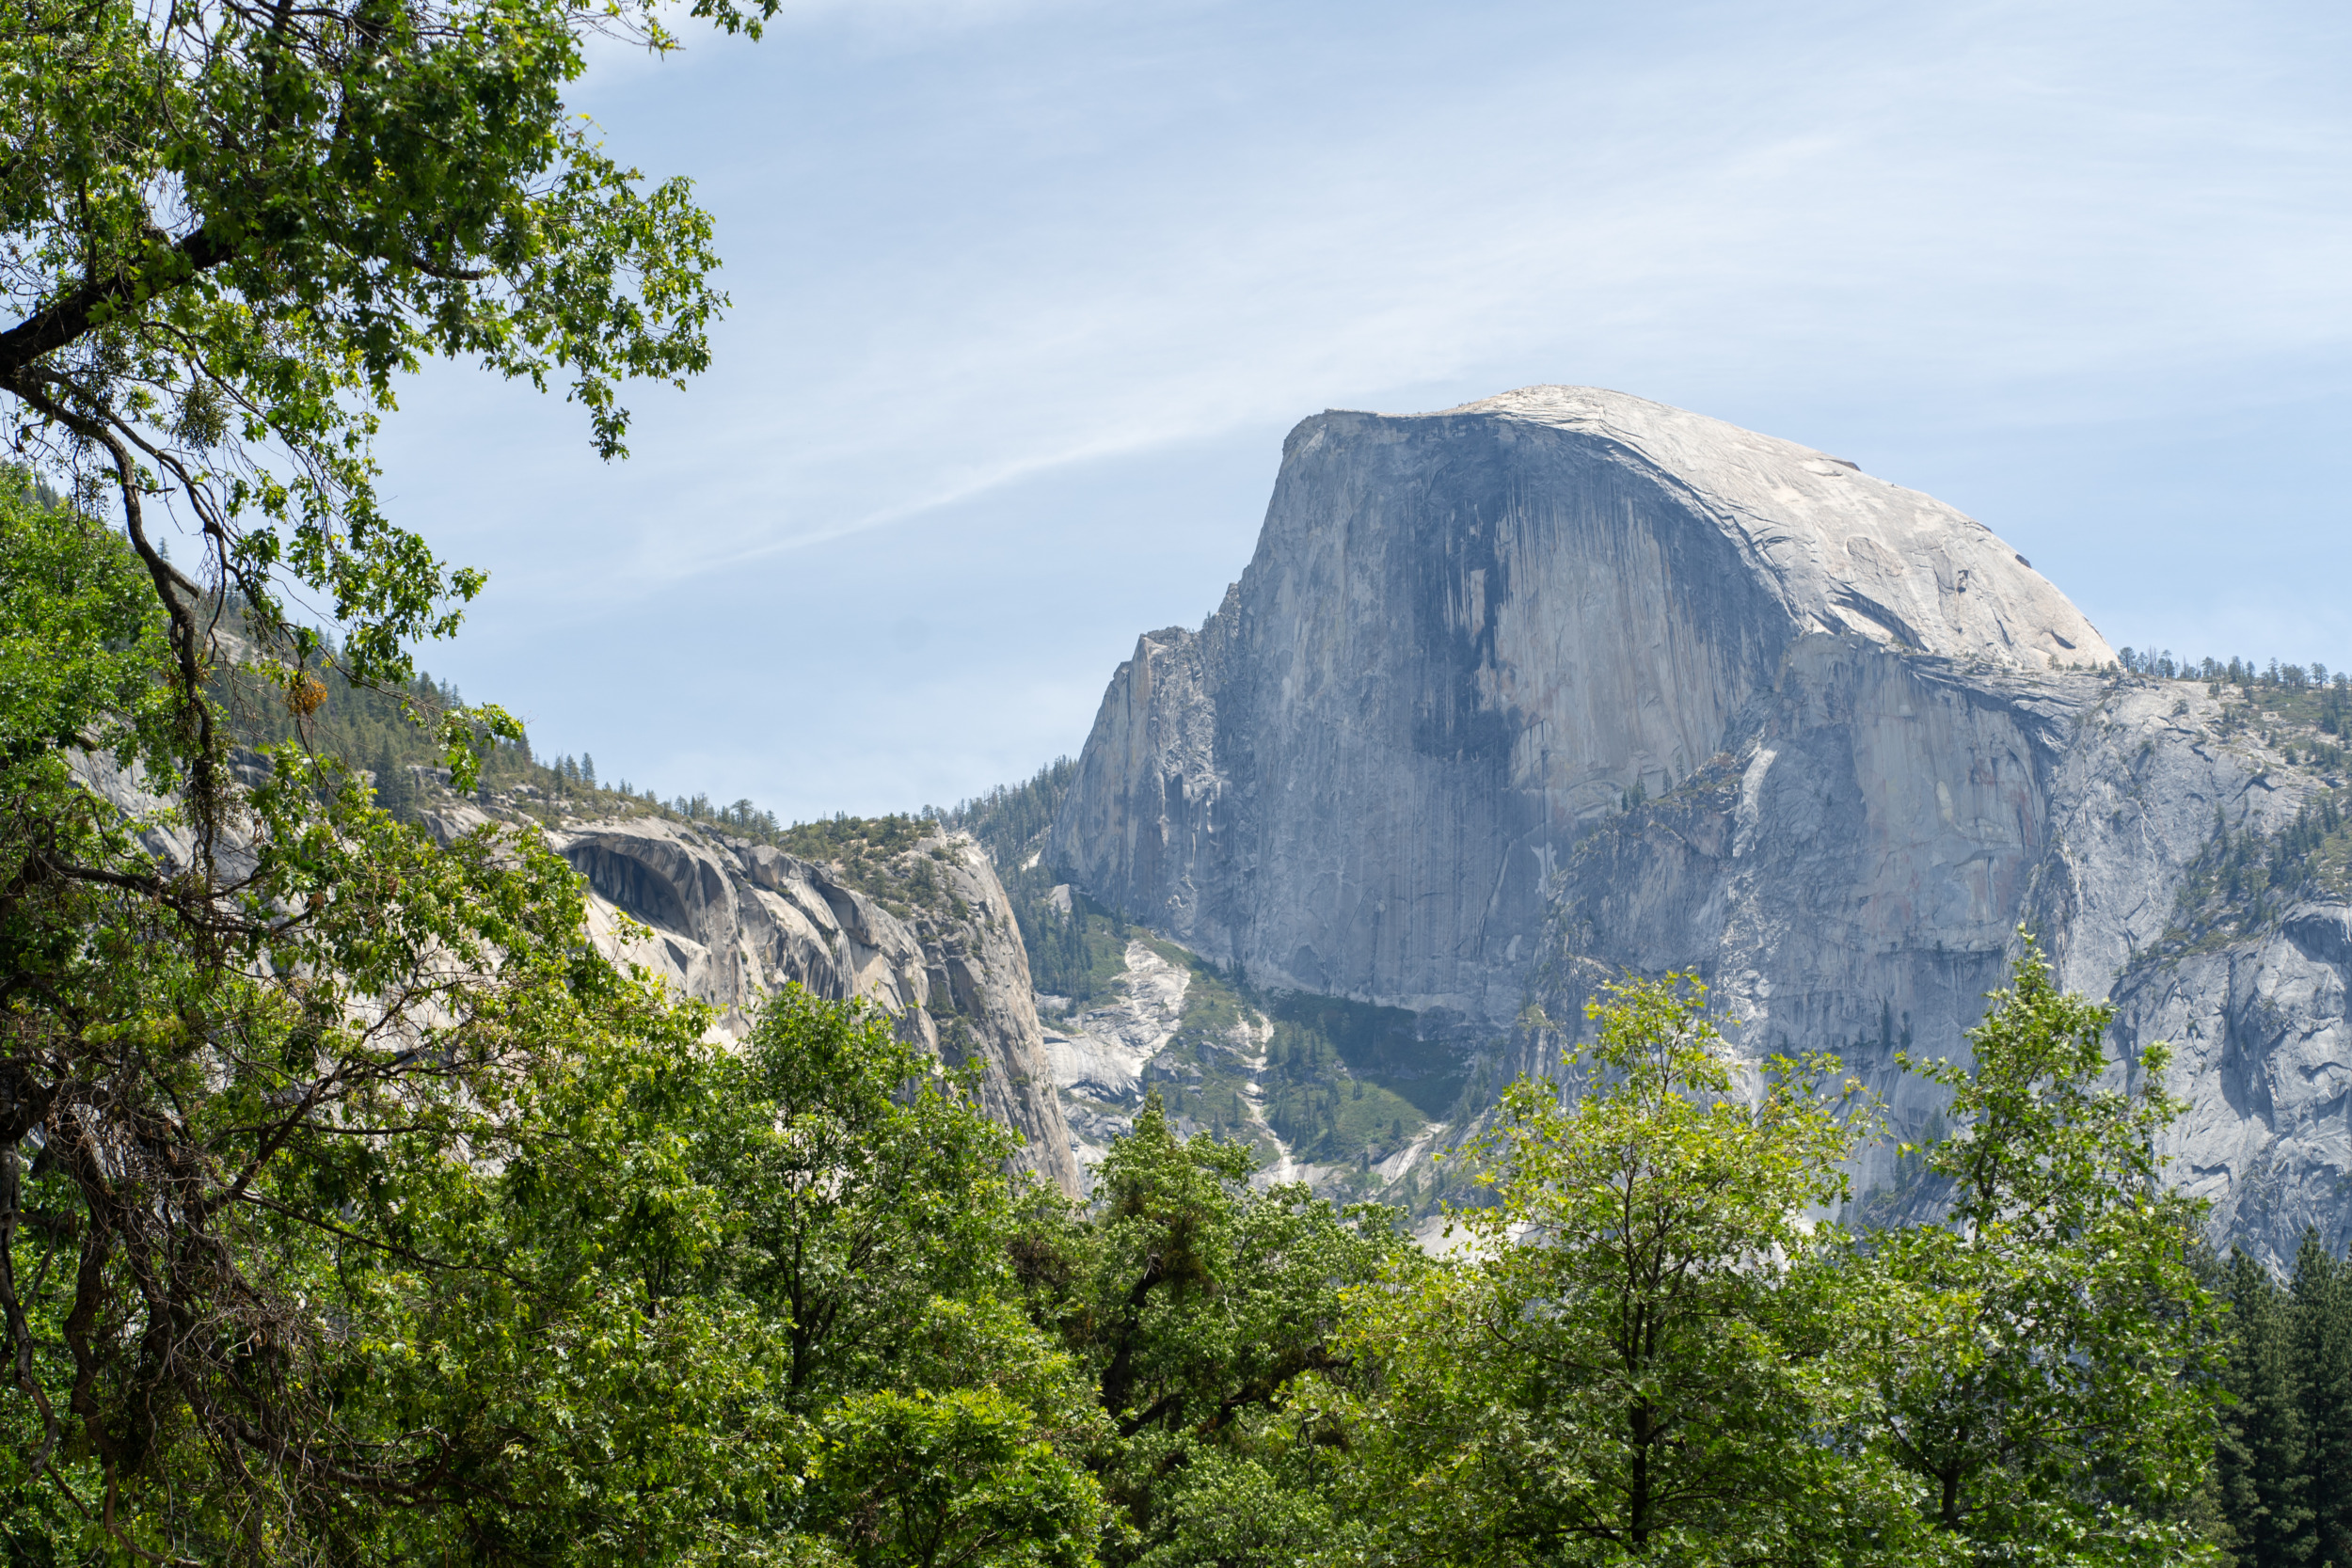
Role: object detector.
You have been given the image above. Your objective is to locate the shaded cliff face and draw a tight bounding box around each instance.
[552,816,1083,1197]
[1053,384,2351,1261]
[420,789,1079,1196]
[1052,386,2109,1022]
[1532,653,2352,1260]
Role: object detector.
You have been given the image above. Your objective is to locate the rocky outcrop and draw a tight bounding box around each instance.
[1053,385,2351,1261]
[1036,939,1314,1196]
[1525,643,2344,1244]
[551,815,1083,1197]
[2112,911,2352,1259]
[1039,940,1193,1179]
[74,750,1081,1196]
[1054,386,2109,1022]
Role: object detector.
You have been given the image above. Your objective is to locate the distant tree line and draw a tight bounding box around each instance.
[2116,648,2348,692]
[926,758,1139,1002]
[930,756,1078,866]
[241,639,818,847]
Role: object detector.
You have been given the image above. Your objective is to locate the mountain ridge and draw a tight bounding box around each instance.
[1043,387,2351,1262]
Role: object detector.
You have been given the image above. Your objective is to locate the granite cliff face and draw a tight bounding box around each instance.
[401,786,1082,1197]
[551,816,1082,1197]
[1053,386,2109,1021]
[1052,386,2352,1261]
[74,748,1083,1196]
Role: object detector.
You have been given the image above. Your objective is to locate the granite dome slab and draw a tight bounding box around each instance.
[1430,387,2109,669]
[1051,386,2349,1261]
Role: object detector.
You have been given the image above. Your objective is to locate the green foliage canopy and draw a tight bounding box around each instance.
[1871,936,2223,1563]
[0,0,820,1550]
[1340,974,1930,1566]
[0,0,771,699]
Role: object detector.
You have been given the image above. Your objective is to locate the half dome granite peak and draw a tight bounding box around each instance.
[1052,386,2344,1263]
[1337,384,2114,671]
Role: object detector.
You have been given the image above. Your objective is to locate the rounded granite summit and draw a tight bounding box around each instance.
[1403,385,2114,671]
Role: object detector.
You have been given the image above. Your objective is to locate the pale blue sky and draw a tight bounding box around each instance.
[371,0,2351,823]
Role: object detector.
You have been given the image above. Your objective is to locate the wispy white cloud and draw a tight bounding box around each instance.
[600,0,2343,541]
[377,0,2352,816]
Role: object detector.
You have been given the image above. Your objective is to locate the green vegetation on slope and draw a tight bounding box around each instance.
[933,756,1077,866]
[2188,661,2352,774]
[774,813,981,923]
[1100,936,1462,1196]
[1127,939,1279,1167]
[1025,896,1134,1004]
[213,628,664,832]
[1268,990,1467,1117]
[930,758,1137,1002]
[2148,791,2352,960]
[1257,990,1457,1173]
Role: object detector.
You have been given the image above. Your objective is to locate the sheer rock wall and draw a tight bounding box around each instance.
[552,816,1082,1197]
[1052,386,2350,1260]
[1052,386,2109,1022]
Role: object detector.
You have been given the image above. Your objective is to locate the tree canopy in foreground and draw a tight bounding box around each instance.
[0,0,787,1553]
